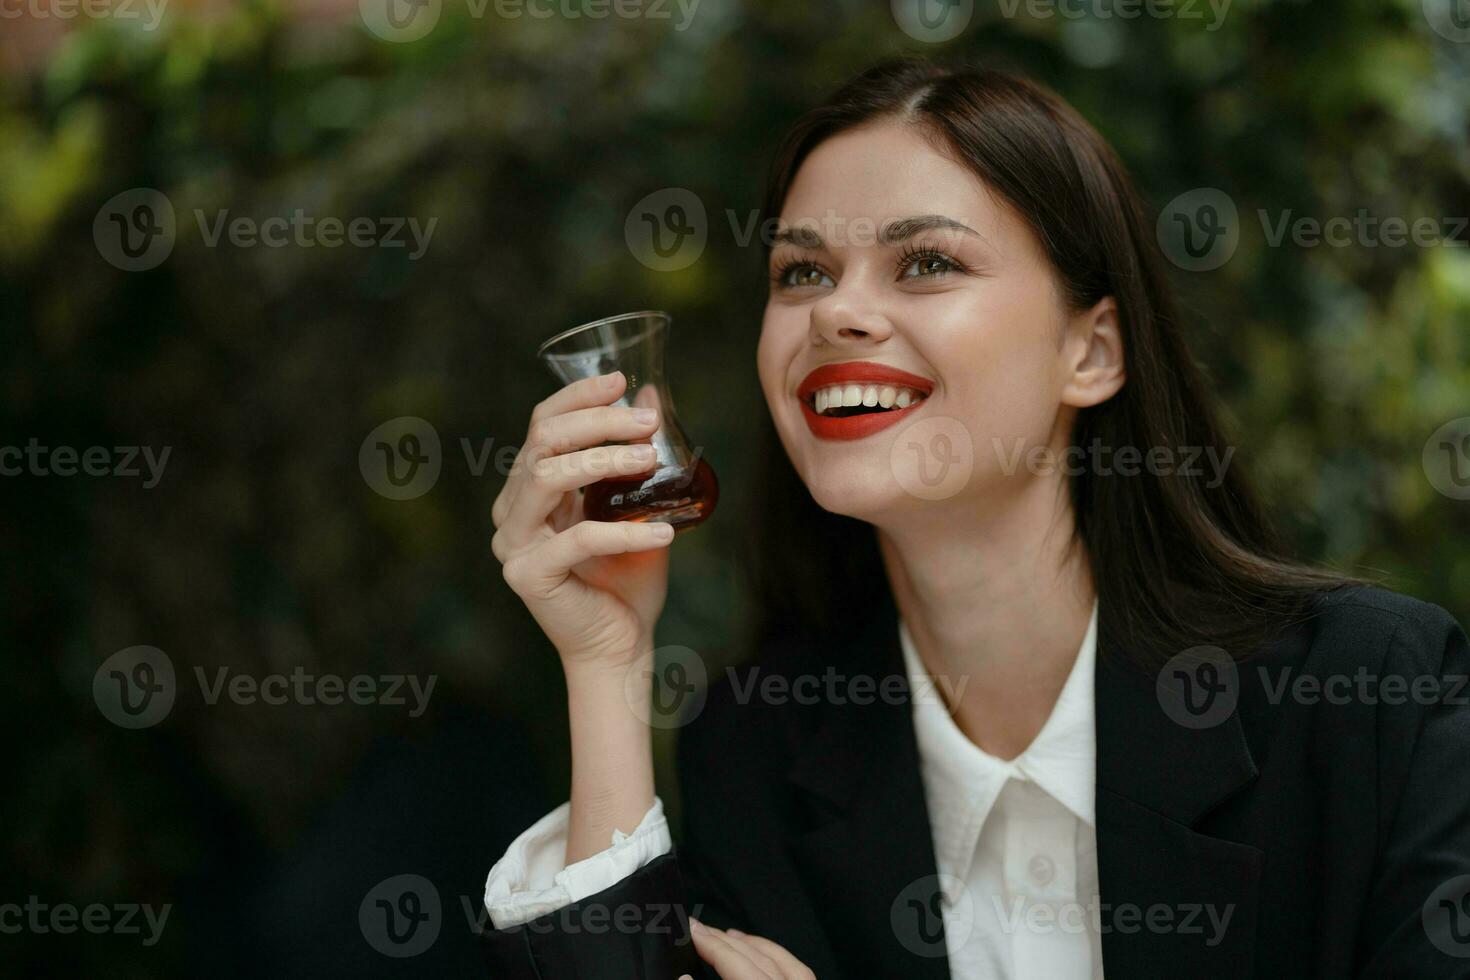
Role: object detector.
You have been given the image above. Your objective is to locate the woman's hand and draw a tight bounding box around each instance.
[491,369,672,672]
[681,919,817,979]
[492,369,674,863]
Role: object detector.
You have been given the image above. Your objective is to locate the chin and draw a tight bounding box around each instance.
[800,463,906,520]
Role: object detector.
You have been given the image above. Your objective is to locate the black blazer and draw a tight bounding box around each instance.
[479,585,1470,978]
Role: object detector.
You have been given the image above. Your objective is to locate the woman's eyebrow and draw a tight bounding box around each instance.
[768,214,984,250]
[878,214,983,244]
[769,225,824,249]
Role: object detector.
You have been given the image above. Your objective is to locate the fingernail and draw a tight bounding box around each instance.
[633,408,658,424]
[727,928,746,937]
[689,917,708,934]
[652,523,675,539]
[632,444,656,458]
[602,371,623,388]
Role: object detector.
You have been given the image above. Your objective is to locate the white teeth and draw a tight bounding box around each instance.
[809,383,928,416]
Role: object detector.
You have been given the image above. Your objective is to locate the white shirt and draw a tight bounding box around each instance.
[485,600,1103,979]
[902,601,1103,979]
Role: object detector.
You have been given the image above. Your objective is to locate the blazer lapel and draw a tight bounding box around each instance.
[1093,619,1264,978]
[780,591,1265,979]
[785,590,954,980]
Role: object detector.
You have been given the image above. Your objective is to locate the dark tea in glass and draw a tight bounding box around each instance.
[537,311,718,533]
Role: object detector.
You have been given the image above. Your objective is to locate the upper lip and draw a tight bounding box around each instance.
[796,360,936,402]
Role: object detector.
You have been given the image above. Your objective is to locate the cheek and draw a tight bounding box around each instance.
[755,322,781,406]
[931,291,1067,448]
[756,306,805,415]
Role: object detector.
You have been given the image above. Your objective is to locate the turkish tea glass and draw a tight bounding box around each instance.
[536,311,718,532]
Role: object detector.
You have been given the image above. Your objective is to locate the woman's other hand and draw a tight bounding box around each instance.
[680,919,817,979]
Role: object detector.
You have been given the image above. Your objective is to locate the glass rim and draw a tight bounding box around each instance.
[536,310,670,360]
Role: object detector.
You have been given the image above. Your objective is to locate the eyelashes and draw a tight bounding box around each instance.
[769,254,831,289]
[893,243,965,280]
[768,241,969,290]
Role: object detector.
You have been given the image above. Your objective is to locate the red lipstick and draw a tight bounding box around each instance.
[795,360,934,442]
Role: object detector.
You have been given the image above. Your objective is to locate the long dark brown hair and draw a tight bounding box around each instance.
[742,58,1358,671]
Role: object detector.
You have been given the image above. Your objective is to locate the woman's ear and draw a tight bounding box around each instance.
[1060,295,1126,408]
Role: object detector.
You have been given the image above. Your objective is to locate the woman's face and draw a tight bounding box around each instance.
[756,118,1117,524]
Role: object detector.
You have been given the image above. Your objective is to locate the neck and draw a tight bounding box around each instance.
[876,476,1096,759]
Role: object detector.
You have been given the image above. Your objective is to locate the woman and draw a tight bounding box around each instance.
[481,58,1470,978]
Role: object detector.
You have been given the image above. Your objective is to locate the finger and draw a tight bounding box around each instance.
[499,442,658,551]
[501,520,675,601]
[494,401,659,530]
[691,923,776,979]
[717,931,784,978]
[492,371,627,528]
[530,370,627,430]
[729,931,815,980]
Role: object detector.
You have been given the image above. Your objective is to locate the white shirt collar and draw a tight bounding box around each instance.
[899,599,1099,878]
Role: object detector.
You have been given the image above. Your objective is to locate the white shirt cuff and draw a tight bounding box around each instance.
[484,796,673,929]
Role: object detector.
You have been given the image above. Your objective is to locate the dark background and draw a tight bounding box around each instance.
[2,0,1468,975]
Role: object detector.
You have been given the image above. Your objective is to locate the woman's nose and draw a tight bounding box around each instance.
[809,293,894,347]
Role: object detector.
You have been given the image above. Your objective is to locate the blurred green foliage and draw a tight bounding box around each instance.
[1,0,1467,974]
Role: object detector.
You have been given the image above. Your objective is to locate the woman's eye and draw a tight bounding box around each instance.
[901,253,957,279]
[779,264,834,289]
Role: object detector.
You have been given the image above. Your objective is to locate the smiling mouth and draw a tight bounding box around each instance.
[803,383,931,417]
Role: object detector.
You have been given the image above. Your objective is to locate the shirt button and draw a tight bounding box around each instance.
[1028,855,1055,886]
